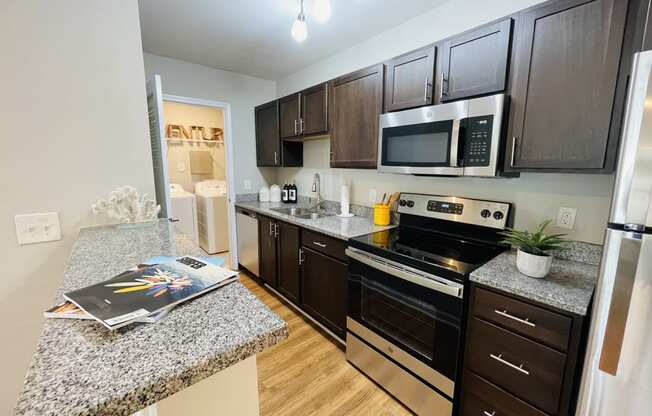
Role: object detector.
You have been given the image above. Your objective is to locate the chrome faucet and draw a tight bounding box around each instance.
[311,173,322,209]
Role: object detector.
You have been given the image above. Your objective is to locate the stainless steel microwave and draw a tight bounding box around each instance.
[377,94,506,177]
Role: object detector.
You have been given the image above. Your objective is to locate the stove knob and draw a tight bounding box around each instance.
[493,211,504,220]
[481,209,491,218]
[406,200,415,208]
[399,199,407,207]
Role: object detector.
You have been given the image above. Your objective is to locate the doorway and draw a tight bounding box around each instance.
[147,75,239,270]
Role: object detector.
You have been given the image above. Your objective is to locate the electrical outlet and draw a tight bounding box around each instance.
[557,207,577,229]
[243,179,252,191]
[369,189,377,204]
[15,212,62,245]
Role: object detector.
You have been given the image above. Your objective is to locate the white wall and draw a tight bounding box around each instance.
[143,53,277,194]
[163,101,226,192]
[276,0,615,244]
[0,1,155,413]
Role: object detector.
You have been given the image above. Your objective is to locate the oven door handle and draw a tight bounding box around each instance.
[345,248,463,298]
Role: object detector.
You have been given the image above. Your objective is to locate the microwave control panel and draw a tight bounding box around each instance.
[463,115,494,167]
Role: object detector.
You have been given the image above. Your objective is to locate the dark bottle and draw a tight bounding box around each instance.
[289,181,297,203]
[281,184,289,203]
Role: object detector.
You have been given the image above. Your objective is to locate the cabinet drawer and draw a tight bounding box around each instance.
[473,287,572,351]
[466,318,566,414]
[301,229,347,262]
[461,372,547,416]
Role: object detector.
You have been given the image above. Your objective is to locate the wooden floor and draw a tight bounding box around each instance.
[239,274,412,416]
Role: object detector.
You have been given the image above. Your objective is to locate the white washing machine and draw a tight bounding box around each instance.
[170,183,198,243]
[195,180,229,254]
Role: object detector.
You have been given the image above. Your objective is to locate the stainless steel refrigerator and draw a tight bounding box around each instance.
[577,50,652,415]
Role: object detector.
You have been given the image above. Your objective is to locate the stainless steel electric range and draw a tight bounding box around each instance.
[345,193,512,416]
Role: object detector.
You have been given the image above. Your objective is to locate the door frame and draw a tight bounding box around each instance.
[162,94,239,270]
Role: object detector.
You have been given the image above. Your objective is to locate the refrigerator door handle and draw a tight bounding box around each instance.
[599,232,643,375]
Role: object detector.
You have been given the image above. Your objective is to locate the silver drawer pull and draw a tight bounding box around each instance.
[313,241,327,248]
[489,353,530,375]
[494,309,536,327]
[483,411,496,416]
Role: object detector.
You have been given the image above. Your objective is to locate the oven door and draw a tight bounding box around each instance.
[378,100,467,175]
[346,247,464,398]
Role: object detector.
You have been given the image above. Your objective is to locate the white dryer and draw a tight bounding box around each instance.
[195,180,229,254]
[169,183,198,243]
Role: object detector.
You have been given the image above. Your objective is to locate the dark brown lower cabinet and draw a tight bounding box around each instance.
[301,246,348,338]
[462,285,589,416]
[258,215,278,287]
[277,222,301,303]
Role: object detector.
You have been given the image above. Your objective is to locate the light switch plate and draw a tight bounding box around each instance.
[15,212,62,245]
[557,207,577,229]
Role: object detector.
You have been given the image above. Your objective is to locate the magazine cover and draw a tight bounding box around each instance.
[64,257,238,330]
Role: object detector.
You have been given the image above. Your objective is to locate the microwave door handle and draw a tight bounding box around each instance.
[450,118,461,167]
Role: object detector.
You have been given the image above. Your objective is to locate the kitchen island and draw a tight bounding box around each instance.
[14,220,288,416]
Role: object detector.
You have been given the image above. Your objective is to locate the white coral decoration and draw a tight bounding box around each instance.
[91,186,161,223]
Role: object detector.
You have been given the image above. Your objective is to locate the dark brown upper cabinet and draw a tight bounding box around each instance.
[505,0,628,172]
[255,100,281,167]
[384,45,436,112]
[440,18,512,102]
[279,93,301,139]
[301,83,329,136]
[329,64,385,168]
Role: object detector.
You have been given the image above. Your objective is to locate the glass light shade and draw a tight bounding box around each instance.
[313,0,331,23]
[291,14,308,42]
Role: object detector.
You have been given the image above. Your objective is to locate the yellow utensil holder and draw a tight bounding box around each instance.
[373,204,391,226]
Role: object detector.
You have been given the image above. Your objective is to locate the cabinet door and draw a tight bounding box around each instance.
[301,83,328,136]
[329,64,384,168]
[255,100,280,167]
[277,222,301,303]
[301,247,347,338]
[385,45,436,112]
[279,93,301,139]
[506,0,627,171]
[258,216,277,287]
[441,18,512,102]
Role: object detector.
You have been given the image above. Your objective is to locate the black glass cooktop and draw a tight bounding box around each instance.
[349,226,505,280]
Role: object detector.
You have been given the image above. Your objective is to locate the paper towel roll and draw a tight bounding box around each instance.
[341,185,350,216]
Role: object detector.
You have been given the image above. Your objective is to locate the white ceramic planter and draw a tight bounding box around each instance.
[516,249,553,278]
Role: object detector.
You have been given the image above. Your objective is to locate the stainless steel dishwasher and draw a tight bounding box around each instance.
[236,208,259,277]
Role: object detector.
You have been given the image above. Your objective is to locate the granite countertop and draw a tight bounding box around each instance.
[15,220,288,416]
[470,248,600,316]
[235,200,395,240]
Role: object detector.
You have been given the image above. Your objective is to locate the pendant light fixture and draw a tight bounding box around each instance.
[291,0,308,43]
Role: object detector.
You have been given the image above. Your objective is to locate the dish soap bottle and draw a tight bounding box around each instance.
[289,181,297,204]
[282,184,289,203]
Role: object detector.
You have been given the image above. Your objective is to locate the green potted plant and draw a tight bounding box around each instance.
[499,219,569,278]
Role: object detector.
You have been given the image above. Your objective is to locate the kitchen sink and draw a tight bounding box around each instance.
[271,207,331,220]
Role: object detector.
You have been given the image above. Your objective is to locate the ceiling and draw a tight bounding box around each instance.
[138,0,444,80]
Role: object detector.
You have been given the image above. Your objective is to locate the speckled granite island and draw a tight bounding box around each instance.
[235,200,394,240]
[14,220,287,416]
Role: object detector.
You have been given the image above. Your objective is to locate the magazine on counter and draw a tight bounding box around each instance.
[62,256,238,330]
[44,301,172,323]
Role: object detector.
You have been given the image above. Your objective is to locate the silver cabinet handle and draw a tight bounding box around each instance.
[489,353,530,375]
[313,241,327,248]
[494,309,536,327]
[300,118,304,134]
[599,232,642,375]
[510,136,518,167]
[274,151,279,165]
[423,76,429,102]
[439,72,448,100]
[274,223,279,238]
[298,248,305,265]
[483,411,496,416]
[269,221,274,237]
[294,119,298,135]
